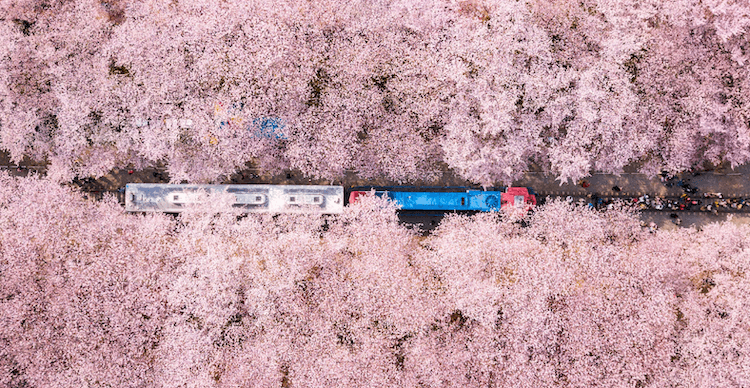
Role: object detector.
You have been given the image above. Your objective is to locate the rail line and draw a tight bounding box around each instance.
[66,187,750,215]
[2,162,747,215]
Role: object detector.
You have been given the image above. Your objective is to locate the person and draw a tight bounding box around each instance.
[612,185,621,192]
[580,180,590,188]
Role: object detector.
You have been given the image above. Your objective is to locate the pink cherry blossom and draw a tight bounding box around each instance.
[3,174,750,386]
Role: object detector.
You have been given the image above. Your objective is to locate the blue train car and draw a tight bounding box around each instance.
[349,187,536,211]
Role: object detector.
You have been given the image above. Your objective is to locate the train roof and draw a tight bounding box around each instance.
[125,184,344,214]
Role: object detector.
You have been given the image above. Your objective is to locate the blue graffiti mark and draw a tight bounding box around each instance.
[250,117,287,140]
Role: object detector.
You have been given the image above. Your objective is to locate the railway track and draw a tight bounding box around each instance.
[2,162,748,215]
[66,187,750,215]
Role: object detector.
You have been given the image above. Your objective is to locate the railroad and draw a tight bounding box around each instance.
[3,162,750,215]
[65,186,750,216]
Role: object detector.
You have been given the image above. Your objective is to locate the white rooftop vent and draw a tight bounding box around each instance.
[235,194,266,205]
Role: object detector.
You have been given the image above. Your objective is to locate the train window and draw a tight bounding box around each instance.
[289,196,296,202]
[461,197,465,206]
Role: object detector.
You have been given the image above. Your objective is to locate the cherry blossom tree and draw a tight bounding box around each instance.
[632,26,749,175]
[3,174,750,386]
[0,172,173,387]
[413,201,678,386]
[649,220,750,386]
[152,192,446,386]
[434,0,668,185]
[591,0,750,176]
[2,0,749,185]
[0,0,449,183]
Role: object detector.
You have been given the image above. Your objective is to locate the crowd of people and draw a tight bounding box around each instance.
[561,191,745,232]
[567,172,750,232]
[565,172,750,231]
[606,191,747,214]
[572,172,748,215]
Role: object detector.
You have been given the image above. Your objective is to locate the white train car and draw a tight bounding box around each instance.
[125,184,344,214]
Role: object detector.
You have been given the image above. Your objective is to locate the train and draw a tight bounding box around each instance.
[125,184,344,214]
[125,184,536,214]
[348,186,536,212]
